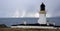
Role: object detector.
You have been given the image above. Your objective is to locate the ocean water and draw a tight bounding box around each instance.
[0,17,60,27]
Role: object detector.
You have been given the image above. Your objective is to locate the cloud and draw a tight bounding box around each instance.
[44,0,60,17]
[0,0,60,18]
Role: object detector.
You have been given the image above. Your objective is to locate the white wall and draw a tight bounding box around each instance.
[38,14,46,24]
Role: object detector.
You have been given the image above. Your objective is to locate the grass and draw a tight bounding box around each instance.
[0,28,60,31]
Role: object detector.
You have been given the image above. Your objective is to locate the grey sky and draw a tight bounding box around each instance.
[0,0,60,18]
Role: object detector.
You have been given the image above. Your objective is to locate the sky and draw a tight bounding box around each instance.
[0,0,60,18]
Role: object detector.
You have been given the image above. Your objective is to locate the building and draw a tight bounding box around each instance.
[11,3,56,29]
[38,3,47,25]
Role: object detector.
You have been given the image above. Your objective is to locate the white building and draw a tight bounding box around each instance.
[38,3,47,25]
[11,3,56,28]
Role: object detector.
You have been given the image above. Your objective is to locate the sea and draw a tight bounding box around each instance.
[0,17,60,27]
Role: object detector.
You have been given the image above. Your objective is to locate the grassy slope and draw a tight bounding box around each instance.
[0,28,60,31]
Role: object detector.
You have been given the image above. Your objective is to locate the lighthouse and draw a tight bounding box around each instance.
[38,3,47,25]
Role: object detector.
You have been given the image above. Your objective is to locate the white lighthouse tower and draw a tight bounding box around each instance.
[38,3,47,25]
